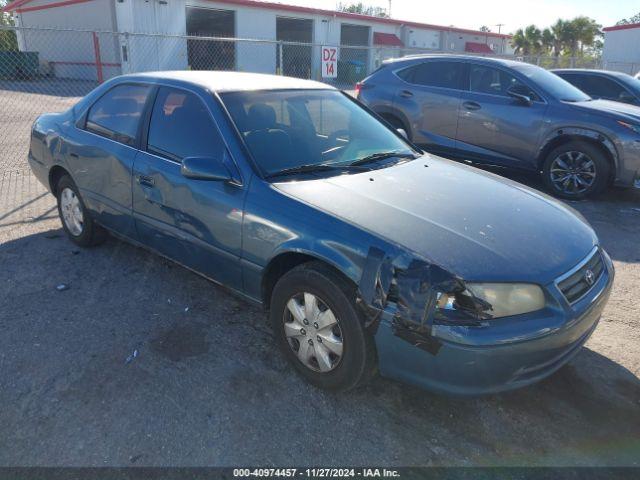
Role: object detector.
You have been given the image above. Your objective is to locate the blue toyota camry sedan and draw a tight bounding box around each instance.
[28,71,614,395]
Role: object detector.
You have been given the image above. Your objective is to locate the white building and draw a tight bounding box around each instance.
[602,22,640,75]
[3,0,513,82]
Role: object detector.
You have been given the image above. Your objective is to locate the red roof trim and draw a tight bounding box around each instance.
[202,0,512,38]
[2,0,33,13]
[373,32,404,47]
[14,0,92,13]
[603,22,640,32]
[3,0,511,39]
[465,41,493,53]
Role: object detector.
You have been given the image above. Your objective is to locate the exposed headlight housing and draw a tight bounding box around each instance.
[436,283,545,320]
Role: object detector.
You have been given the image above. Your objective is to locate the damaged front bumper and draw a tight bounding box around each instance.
[362,248,614,396]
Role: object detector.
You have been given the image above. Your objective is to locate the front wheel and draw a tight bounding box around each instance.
[270,262,376,391]
[541,141,610,200]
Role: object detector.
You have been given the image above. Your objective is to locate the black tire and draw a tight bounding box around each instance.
[55,174,107,247]
[542,141,610,200]
[270,261,376,392]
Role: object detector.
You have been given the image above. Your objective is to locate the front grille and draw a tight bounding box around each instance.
[557,249,604,304]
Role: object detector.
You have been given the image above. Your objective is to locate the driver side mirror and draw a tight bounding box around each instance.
[181,156,232,182]
[396,128,408,140]
[507,85,533,106]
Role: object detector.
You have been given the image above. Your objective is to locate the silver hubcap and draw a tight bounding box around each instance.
[60,187,84,236]
[550,151,596,195]
[283,292,344,373]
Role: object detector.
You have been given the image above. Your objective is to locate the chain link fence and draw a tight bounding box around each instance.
[1,24,638,174]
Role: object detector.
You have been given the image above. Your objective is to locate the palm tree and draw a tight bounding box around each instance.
[524,25,542,54]
[550,19,570,56]
[511,28,529,55]
[571,16,601,55]
[541,28,554,54]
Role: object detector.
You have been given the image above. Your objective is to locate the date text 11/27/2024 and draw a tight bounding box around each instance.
[233,468,401,478]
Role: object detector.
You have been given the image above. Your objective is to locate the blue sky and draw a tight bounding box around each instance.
[283,0,638,33]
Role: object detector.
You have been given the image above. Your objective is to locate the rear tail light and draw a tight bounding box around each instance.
[355,82,362,97]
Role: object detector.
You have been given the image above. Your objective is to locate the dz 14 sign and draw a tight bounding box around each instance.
[322,46,338,78]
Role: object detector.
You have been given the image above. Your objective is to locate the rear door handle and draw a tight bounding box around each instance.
[462,101,482,111]
[69,152,79,159]
[136,174,155,187]
[399,90,413,98]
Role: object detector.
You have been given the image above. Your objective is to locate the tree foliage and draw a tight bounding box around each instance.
[337,2,389,18]
[511,16,601,57]
[479,25,491,32]
[616,12,640,25]
[0,0,18,51]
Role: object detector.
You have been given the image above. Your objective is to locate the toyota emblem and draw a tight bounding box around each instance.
[584,269,595,286]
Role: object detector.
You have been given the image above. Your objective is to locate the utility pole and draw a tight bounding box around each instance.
[495,23,505,34]
[388,0,392,18]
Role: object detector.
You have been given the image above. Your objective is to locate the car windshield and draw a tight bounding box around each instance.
[220,89,416,177]
[512,64,591,102]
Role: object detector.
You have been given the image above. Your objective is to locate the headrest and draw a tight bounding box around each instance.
[247,103,277,130]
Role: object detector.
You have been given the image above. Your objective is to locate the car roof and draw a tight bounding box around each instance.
[120,71,334,92]
[382,54,526,68]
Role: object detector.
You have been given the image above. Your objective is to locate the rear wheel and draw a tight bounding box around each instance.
[55,175,107,247]
[270,262,376,391]
[542,141,610,199]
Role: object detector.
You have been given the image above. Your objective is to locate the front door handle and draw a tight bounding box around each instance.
[462,101,482,111]
[400,90,413,98]
[136,174,155,187]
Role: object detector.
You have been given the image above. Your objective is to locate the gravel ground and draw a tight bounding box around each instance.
[0,166,639,467]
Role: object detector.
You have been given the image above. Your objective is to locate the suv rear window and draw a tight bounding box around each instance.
[397,61,465,89]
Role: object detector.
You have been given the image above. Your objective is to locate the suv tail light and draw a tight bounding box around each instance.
[355,82,363,97]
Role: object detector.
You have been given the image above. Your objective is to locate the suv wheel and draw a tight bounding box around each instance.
[270,262,376,391]
[56,174,107,247]
[542,141,609,199]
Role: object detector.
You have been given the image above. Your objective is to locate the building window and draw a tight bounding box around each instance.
[186,7,236,70]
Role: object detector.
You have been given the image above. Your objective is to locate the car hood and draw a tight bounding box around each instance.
[570,98,640,122]
[274,156,598,282]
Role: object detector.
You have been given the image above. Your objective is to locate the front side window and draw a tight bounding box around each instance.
[147,87,223,161]
[469,65,529,98]
[85,84,150,146]
[221,89,415,177]
[400,61,465,89]
[558,73,587,92]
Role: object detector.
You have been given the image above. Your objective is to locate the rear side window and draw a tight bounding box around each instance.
[398,61,465,89]
[147,86,223,161]
[580,75,628,100]
[85,84,150,146]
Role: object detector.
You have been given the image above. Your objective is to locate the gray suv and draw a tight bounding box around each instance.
[358,55,640,199]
